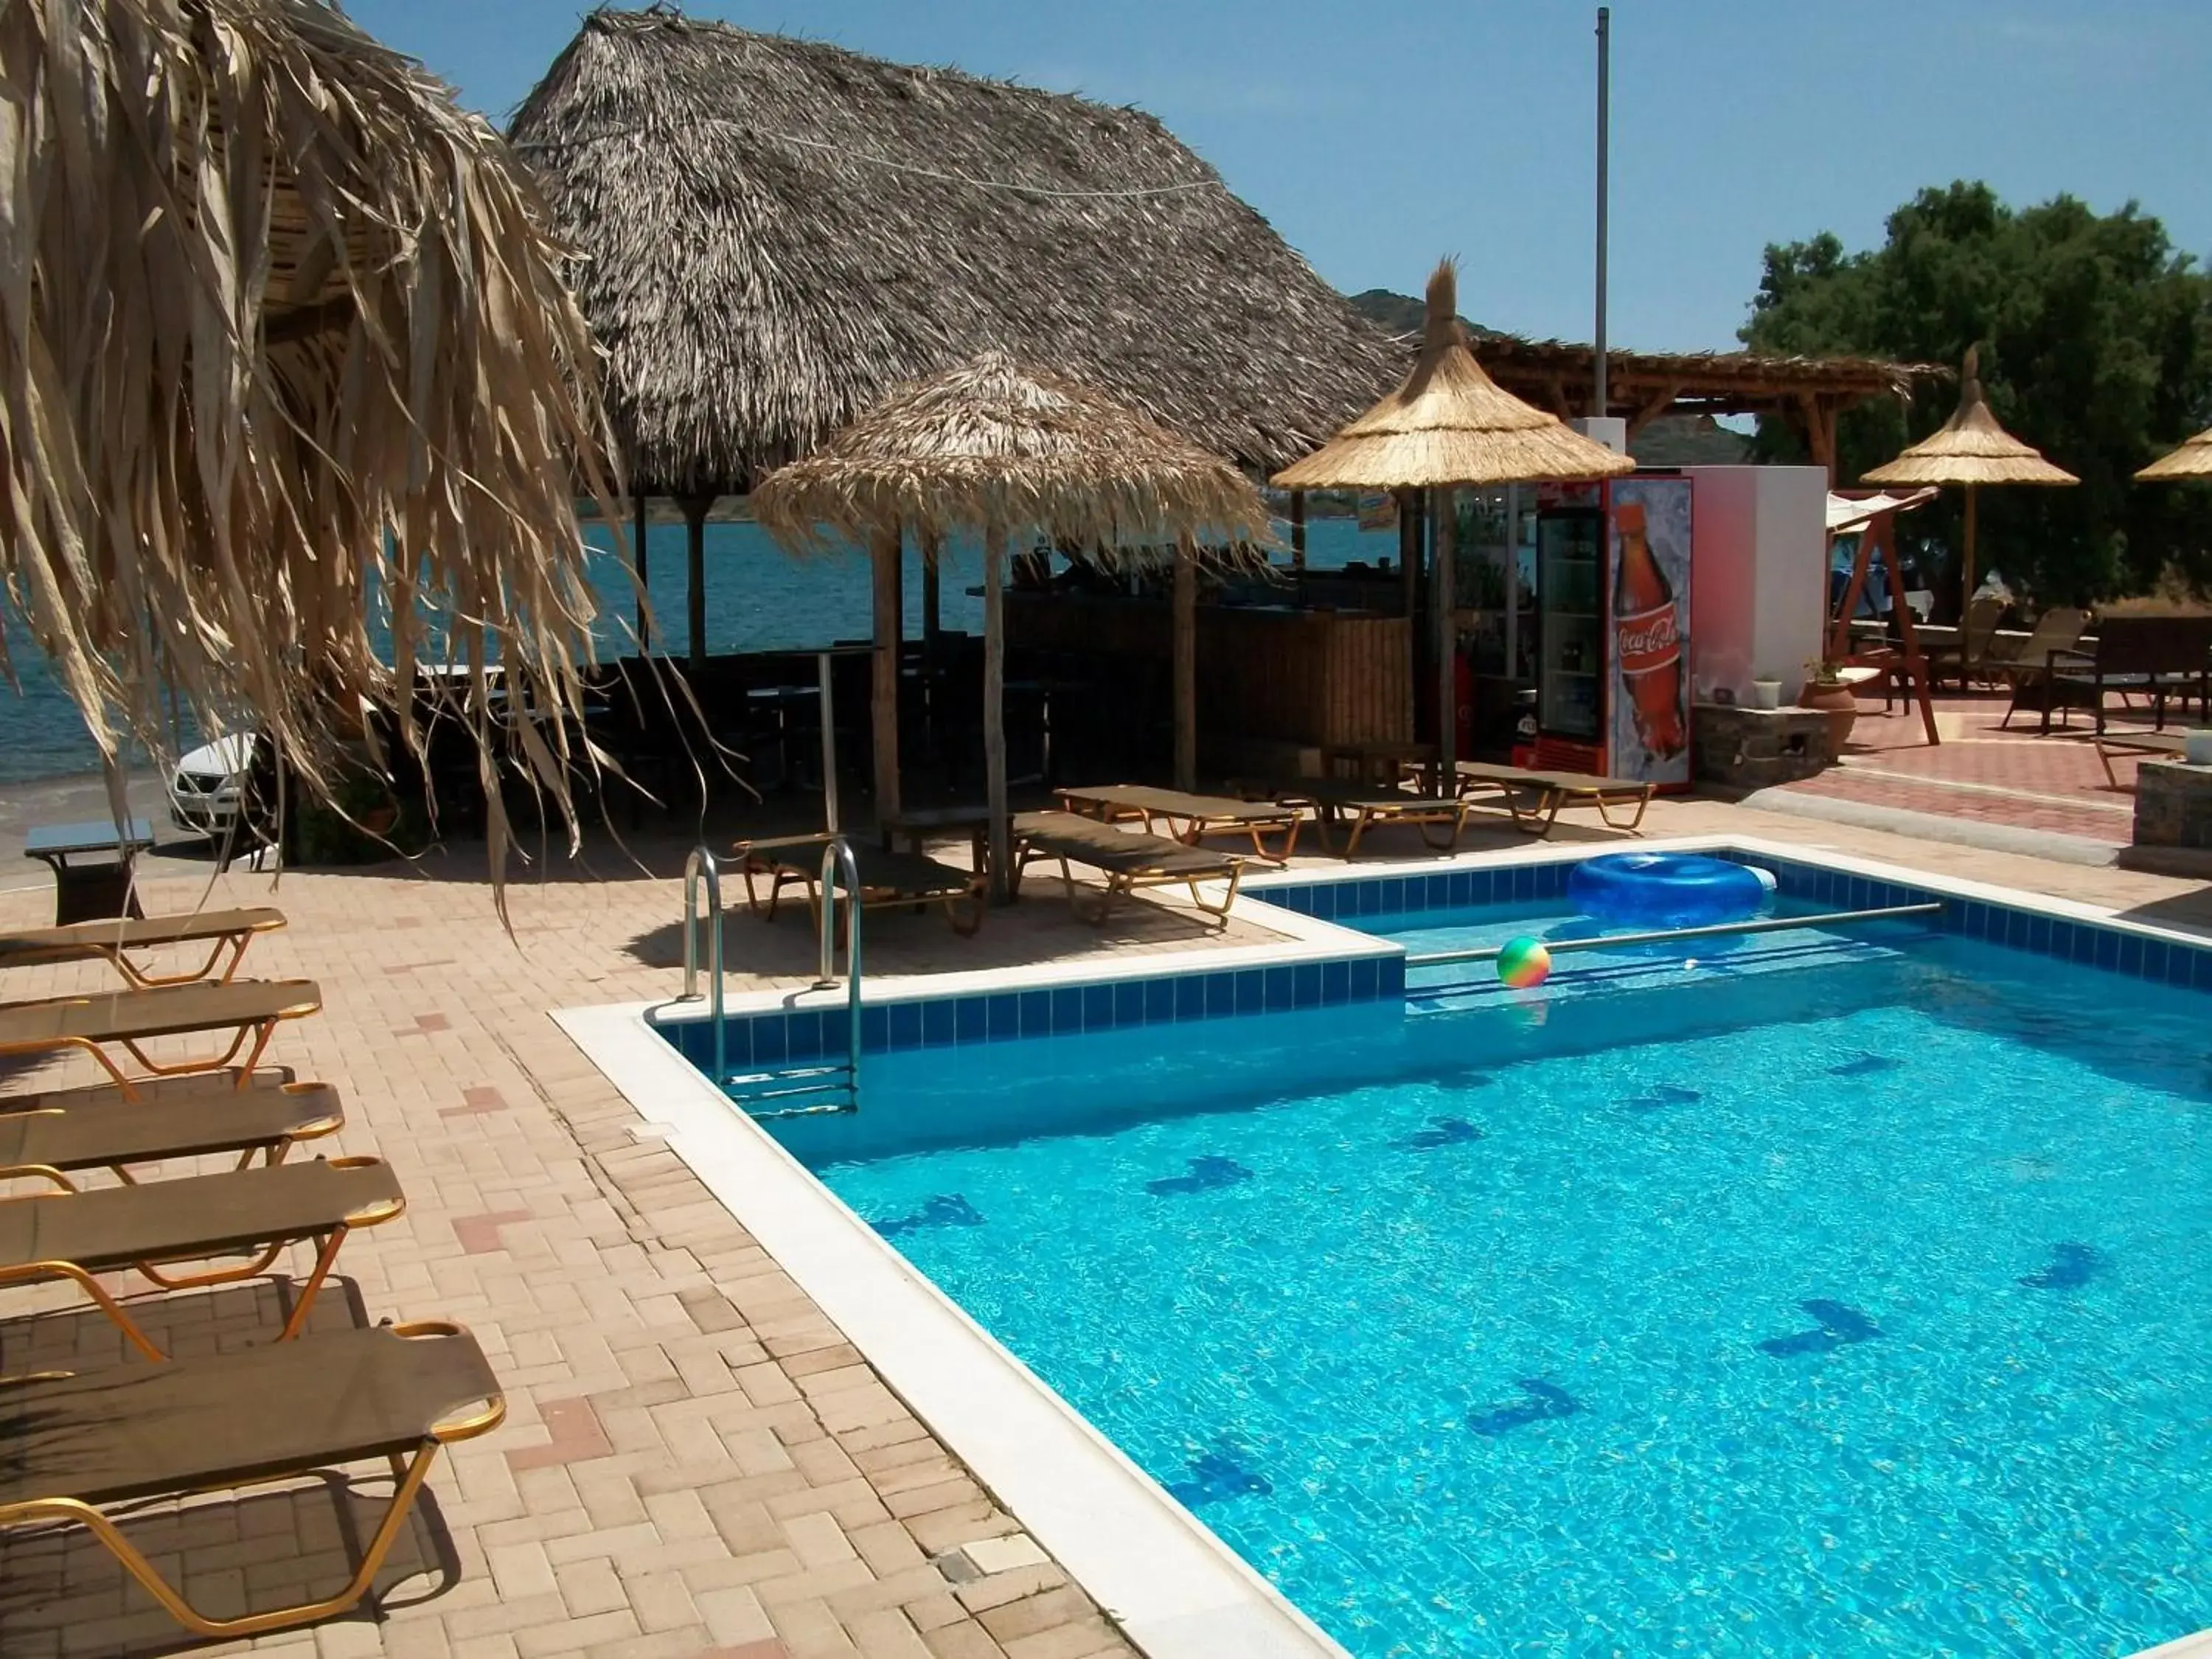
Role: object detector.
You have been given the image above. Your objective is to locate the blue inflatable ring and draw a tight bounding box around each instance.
[1567,852,1774,929]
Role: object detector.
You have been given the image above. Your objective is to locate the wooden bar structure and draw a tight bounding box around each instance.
[869,525,902,819]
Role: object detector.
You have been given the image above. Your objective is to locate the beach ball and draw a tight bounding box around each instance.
[1497,936,1552,988]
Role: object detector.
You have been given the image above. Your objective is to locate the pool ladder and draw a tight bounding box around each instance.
[683,841,861,1119]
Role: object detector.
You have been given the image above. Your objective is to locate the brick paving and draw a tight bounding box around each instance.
[0,800,2207,1657]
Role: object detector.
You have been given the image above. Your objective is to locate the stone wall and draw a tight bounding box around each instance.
[1693,703,1834,790]
[2134,759,2212,849]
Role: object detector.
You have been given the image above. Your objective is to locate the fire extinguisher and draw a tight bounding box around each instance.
[1453,651,1473,757]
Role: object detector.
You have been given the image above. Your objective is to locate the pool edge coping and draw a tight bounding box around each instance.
[552,998,1350,1659]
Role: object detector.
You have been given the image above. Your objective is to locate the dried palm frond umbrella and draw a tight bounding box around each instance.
[2136,425,2212,482]
[1273,259,1632,785]
[0,0,621,906]
[754,352,1272,900]
[1863,347,2077,620]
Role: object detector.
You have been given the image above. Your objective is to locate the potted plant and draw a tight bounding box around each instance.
[1797,659,1858,754]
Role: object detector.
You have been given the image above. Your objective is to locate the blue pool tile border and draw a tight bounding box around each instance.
[653,948,1403,1068]
[655,845,2211,1073]
[1254,847,2212,996]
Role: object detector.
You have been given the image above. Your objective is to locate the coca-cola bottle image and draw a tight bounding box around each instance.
[1613,501,1686,761]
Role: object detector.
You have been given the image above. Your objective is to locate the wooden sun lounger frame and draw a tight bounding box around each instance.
[0,1155,405,1360]
[1449,762,1655,838]
[1262,782,1470,859]
[1053,785,1302,862]
[734,834,985,936]
[0,980,322,1095]
[0,907,285,989]
[0,1321,504,1641]
[1009,813,1245,928]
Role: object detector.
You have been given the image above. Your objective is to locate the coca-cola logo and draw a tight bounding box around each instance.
[1617,605,1678,663]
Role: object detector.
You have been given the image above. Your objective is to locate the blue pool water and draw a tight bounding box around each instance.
[782,927,2212,1657]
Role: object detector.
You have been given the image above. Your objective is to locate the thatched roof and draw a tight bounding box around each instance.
[752,353,1271,554]
[2137,425,2212,483]
[507,7,1401,491]
[0,0,619,888]
[1273,262,1634,491]
[1863,348,2077,487]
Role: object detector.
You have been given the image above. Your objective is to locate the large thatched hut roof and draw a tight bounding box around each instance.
[1,0,619,887]
[508,7,1401,490]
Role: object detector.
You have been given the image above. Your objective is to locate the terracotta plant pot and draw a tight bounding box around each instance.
[1797,681,1858,757]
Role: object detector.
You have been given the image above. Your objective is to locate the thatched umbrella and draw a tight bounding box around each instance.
[754,352,1270,900]
[2137,427,2212,483]
[1863,347,2076,619]
[0,0,620,898]
[1273,260,1632,785]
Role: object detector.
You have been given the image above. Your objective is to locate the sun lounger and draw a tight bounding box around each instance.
[0,1155,403,1358]
[1262,780,1470,858]
[0,1078,343,1180]
[0,906,285,988]
[0,979,321,1091]
[1054,785,1301,860]
[735,834,984,936]
[1010,810,1245,926]
[0,1320,503,1640]
[1450,762,1654,837]
[2079,727,2188,788]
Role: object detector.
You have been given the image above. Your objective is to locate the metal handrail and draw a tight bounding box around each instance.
[1403,902,1943,970]
[815,836,863,1110]
[682,846,726,1081]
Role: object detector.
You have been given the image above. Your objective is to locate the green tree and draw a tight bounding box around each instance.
[1743,182,2212,609]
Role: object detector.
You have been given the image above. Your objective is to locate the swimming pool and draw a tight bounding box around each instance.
[594,844,2212,1658]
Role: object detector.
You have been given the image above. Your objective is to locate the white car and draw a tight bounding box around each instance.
[167,733,262,838]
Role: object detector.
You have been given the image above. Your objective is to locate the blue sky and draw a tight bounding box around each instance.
[348,1,2211,353]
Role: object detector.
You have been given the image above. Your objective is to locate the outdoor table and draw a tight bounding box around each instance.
[23,818,154,925]
[881,805,992,874]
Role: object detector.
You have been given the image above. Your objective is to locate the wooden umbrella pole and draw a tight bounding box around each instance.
[678,491,714,671]
[921,532,943,753]
[869,524,902,822]
[1290,490,1307,574]
[1433,484,1458,792]
[1962,483,1978,622]
[1173,536,1197,791]
[632,488,650,648]
[984,524,1011,904]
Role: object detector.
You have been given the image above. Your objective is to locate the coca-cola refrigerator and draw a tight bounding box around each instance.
[1532,474,1693,787]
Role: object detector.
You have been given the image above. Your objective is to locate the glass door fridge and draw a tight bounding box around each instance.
[1535,505,1604,748]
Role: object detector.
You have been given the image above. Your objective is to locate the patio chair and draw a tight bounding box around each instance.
[1993,608,2090,727]
[0,1155,404,1359]
[1009,810,1245,927]
[2034,616,2212,734]
[0,1077,344,1181]
[0,906,285,989]
[734,834,984,936]
[0,1321,503,1640]
[1450,762,1653,837]
[1922,595,2005,690]
[1054,784,1302,860]
[0,980,321,1091]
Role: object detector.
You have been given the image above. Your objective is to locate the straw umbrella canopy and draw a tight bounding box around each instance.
[0,0,621,900]
[1273,260,1632,782]
[754,352,1272,898]
[1863,347,2077,619]
[2136,426,2212,482]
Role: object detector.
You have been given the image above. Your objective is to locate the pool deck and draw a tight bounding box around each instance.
[2,794,2209,1658]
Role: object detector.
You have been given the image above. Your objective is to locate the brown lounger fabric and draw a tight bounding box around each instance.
[0,981,321,1048]
[1058,785,1295,824]
[1012,811,1236,877]
[0,1065,296,1110]
[747,840,975,897]
[0,908,285,981]
[0,1322,500,1508]
[0,1081,343,1174]
[0,1155,399,1275]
